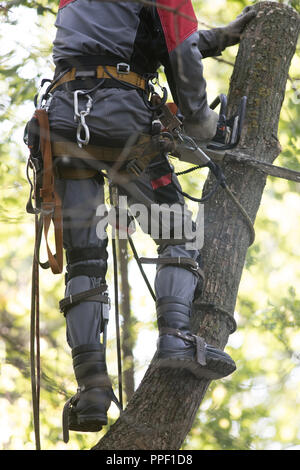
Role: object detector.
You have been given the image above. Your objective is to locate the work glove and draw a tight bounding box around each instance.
[183,108,219,144]
[215,6,256,49]
[176,109,219,165]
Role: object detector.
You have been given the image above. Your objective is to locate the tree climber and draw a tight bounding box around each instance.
[47,0,256,437]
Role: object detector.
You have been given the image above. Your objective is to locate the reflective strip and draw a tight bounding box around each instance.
[151,173,172,190]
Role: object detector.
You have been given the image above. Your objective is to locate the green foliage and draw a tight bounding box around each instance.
[183,287,300,450]
[0,0,299,451]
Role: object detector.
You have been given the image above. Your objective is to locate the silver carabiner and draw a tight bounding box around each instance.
[73,91,93,147]
[73,90,92,117]
[76,114,90,148]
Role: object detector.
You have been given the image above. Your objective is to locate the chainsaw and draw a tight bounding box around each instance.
[157,93,247,168]
[207,93,247,152]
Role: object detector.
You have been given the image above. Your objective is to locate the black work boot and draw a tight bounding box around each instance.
[62,343,113,442]
[155,296,236,380]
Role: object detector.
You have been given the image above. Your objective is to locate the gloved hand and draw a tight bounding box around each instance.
[183,108,219,144]
[176,109,219,165]
[216,6,256,48]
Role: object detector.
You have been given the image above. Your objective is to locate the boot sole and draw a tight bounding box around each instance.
[69,413,107,433]
[155,355,236,380]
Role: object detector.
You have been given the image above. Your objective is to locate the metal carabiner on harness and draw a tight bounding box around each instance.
[73,90,93,148]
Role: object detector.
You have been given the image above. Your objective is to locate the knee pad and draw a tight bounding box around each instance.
[65,245,108,283]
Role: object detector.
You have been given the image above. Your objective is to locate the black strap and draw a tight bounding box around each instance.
[140,256,205,282]
[156,296,191,309]
[62,382,122,444]
[66,246,108,265]
[54,54,149,77]
[65,264,107,283]
[159,327,207,366]
[53,78,139,94]
[62,391,80,443]
[59,285,109,314]
[79,374,112,392]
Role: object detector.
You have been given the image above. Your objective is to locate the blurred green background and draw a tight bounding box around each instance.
[0,0,299,450]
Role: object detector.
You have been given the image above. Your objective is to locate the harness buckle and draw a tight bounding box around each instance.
[126,159,143,176]
[117,62,130,74]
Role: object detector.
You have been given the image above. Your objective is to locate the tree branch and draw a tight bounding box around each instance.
[224,151,300,183]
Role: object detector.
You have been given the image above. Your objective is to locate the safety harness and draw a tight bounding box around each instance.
[52,64,148,93]
[25,61,254,449]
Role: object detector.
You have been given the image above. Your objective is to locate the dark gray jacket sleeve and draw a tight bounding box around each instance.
[168,32,212,123]
[197,29,225,58]
[154,3,222,126]
[165,28,224,128]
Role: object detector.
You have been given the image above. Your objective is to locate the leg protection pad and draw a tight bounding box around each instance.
[155,296,237,381]
[142,244,204,301]
[62,277,110,349]
[62,343,117,442]
[65,245,108,283]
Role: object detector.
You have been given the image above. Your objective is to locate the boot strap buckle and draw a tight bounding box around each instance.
[159,328,207,366]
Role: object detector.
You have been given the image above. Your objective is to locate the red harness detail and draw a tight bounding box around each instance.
[157,0,198,52]
[151,173,172,190]
[59,0,75,9]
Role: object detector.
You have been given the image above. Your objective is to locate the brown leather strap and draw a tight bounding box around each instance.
[35,109,63,275]
[52,141,124,162]
[52,135,160,179]
[51,65,147,92]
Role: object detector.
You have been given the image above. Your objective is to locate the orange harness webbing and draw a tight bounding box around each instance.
[35,109,63,274]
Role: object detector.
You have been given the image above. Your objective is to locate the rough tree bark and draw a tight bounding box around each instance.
[93,2,300,450]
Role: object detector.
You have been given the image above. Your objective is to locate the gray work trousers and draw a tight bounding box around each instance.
[55,154,201,349]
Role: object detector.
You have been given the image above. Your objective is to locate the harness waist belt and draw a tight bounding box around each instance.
[52,135,160,179]
[51,65,147,92]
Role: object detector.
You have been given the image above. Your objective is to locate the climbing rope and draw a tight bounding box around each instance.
[223,183,255,246]
[30,214,42,450]
[174,162,255,246]
[128,235,157,302]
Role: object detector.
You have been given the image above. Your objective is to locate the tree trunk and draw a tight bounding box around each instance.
[93,2,300,450]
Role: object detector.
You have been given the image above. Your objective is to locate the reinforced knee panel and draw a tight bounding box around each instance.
[65,245,108,283]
